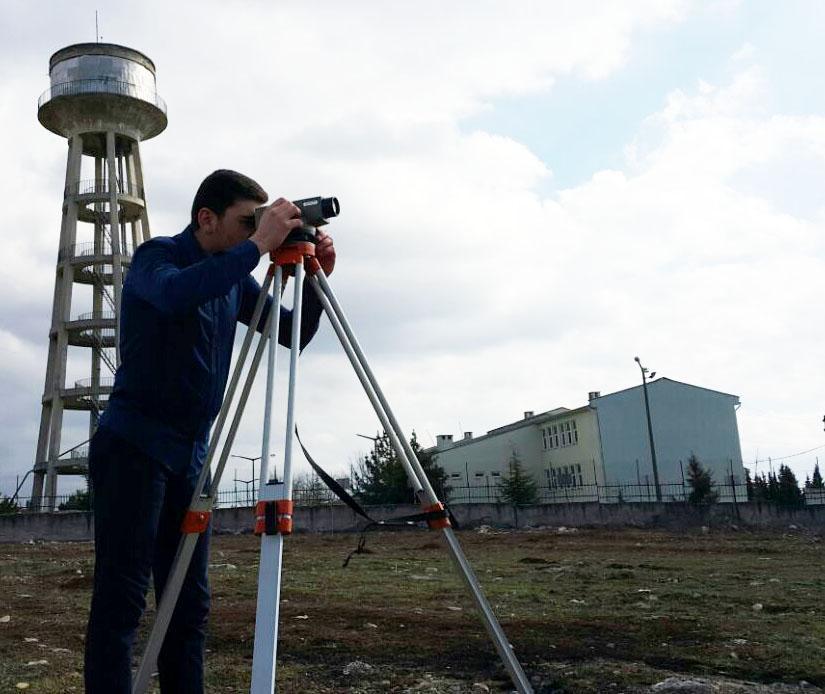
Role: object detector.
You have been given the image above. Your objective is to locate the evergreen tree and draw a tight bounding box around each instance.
[767,470,780,502]
[499,450,538,507]
[811,462,824,489]
[58,487,91,511]
[686,453,717,505]
[411,431,451,501]
[752,472,770,502]
[0,495,20,514]
[353,430,449,505]
[776,464,803,508]
[744,467,754,501]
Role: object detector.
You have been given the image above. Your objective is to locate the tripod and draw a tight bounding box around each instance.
[132,231,533,693]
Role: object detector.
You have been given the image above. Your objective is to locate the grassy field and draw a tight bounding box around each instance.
[1,526,824,692]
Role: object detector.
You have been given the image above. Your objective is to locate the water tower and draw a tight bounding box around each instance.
[31,43,167,510]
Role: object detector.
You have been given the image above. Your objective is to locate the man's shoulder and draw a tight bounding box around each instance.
[132,232,186,266]
[135,234,181,254]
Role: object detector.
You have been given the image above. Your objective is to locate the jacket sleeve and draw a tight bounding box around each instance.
[238,273,323,350]
[127,237,261,314]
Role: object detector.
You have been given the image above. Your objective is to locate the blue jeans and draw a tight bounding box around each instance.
[84,426,211,693]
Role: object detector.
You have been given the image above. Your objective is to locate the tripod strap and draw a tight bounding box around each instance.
[294,428,461,531]
[295,428,374,522]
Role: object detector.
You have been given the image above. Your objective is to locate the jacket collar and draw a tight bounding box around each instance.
[179,223,207,266]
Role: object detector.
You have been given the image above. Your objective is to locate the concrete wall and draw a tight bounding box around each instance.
[3,500,825,542]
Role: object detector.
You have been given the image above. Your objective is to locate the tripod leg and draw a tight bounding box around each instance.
[196,270,273,500]
[309,269,435,499]
[307,268,534,694]
[132,288,276,694]
[250,263,292,693]
[258,264,283,487]
[302,272,425,500]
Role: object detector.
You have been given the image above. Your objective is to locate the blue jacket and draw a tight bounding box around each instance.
[99,224,322,476]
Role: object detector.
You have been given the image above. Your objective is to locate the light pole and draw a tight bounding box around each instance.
[356,433,380,446]
[231,453,276,505]
[634,356,662,502]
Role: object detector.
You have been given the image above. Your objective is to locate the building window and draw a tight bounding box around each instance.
[450,472,462,479]
[547,465,584,489]
[491,471,501,478]
[545,419,579,449]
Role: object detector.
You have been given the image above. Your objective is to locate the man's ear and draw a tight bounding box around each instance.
[196,207,217,232]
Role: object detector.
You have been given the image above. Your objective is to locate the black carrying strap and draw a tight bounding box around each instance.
[294,427,460,566]
[295,428,373,522]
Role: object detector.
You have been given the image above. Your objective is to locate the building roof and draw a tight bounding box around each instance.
[425,377,740,453]
[425,405,592,453]
[591,377,740,403]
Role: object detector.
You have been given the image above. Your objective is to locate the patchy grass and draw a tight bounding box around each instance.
[1,527,824,692]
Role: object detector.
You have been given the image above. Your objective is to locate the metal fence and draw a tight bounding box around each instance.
[66,178,144,199]
[59,241,135,262]
[445,479,749,505]
[38,78,167,112]
[1,477,757,515]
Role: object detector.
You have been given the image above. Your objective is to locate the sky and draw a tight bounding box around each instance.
[1,0,824,498]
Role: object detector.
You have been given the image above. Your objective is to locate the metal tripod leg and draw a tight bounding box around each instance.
[132,275,275,694]
[250,262,299,693]
[308,267,533,693]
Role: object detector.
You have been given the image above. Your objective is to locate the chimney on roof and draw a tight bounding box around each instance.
[463,431,472,440]
[436,434,454,450]
[588,391,601,402]
[524,411,534,419]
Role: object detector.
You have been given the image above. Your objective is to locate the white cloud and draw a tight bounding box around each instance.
[3,1,823,496]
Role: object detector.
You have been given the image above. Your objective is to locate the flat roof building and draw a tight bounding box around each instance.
[428,378,746,504]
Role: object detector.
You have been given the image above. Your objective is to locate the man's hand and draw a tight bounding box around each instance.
[314,229,336,275]
[250,198,302,255]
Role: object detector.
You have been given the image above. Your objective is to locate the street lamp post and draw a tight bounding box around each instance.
[634,356,662,502]
[231,453,276,504]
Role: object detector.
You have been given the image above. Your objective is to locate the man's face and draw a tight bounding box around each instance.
[210,199,259,251]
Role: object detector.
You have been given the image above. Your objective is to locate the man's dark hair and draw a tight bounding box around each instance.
[191,169,268,227]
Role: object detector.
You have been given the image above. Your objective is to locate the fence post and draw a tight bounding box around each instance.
[729,458,740,519]
[592,459,599,503]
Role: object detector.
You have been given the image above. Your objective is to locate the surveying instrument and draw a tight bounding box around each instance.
[132,197,533,693]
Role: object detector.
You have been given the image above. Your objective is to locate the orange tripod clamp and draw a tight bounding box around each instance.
[424,502,451,530]
[254,500,294,536]
[180,510,211,534]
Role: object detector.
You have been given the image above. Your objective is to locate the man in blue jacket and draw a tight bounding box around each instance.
[84,170,336,693]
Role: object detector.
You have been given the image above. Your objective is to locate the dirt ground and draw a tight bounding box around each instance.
[1,525,824,692]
